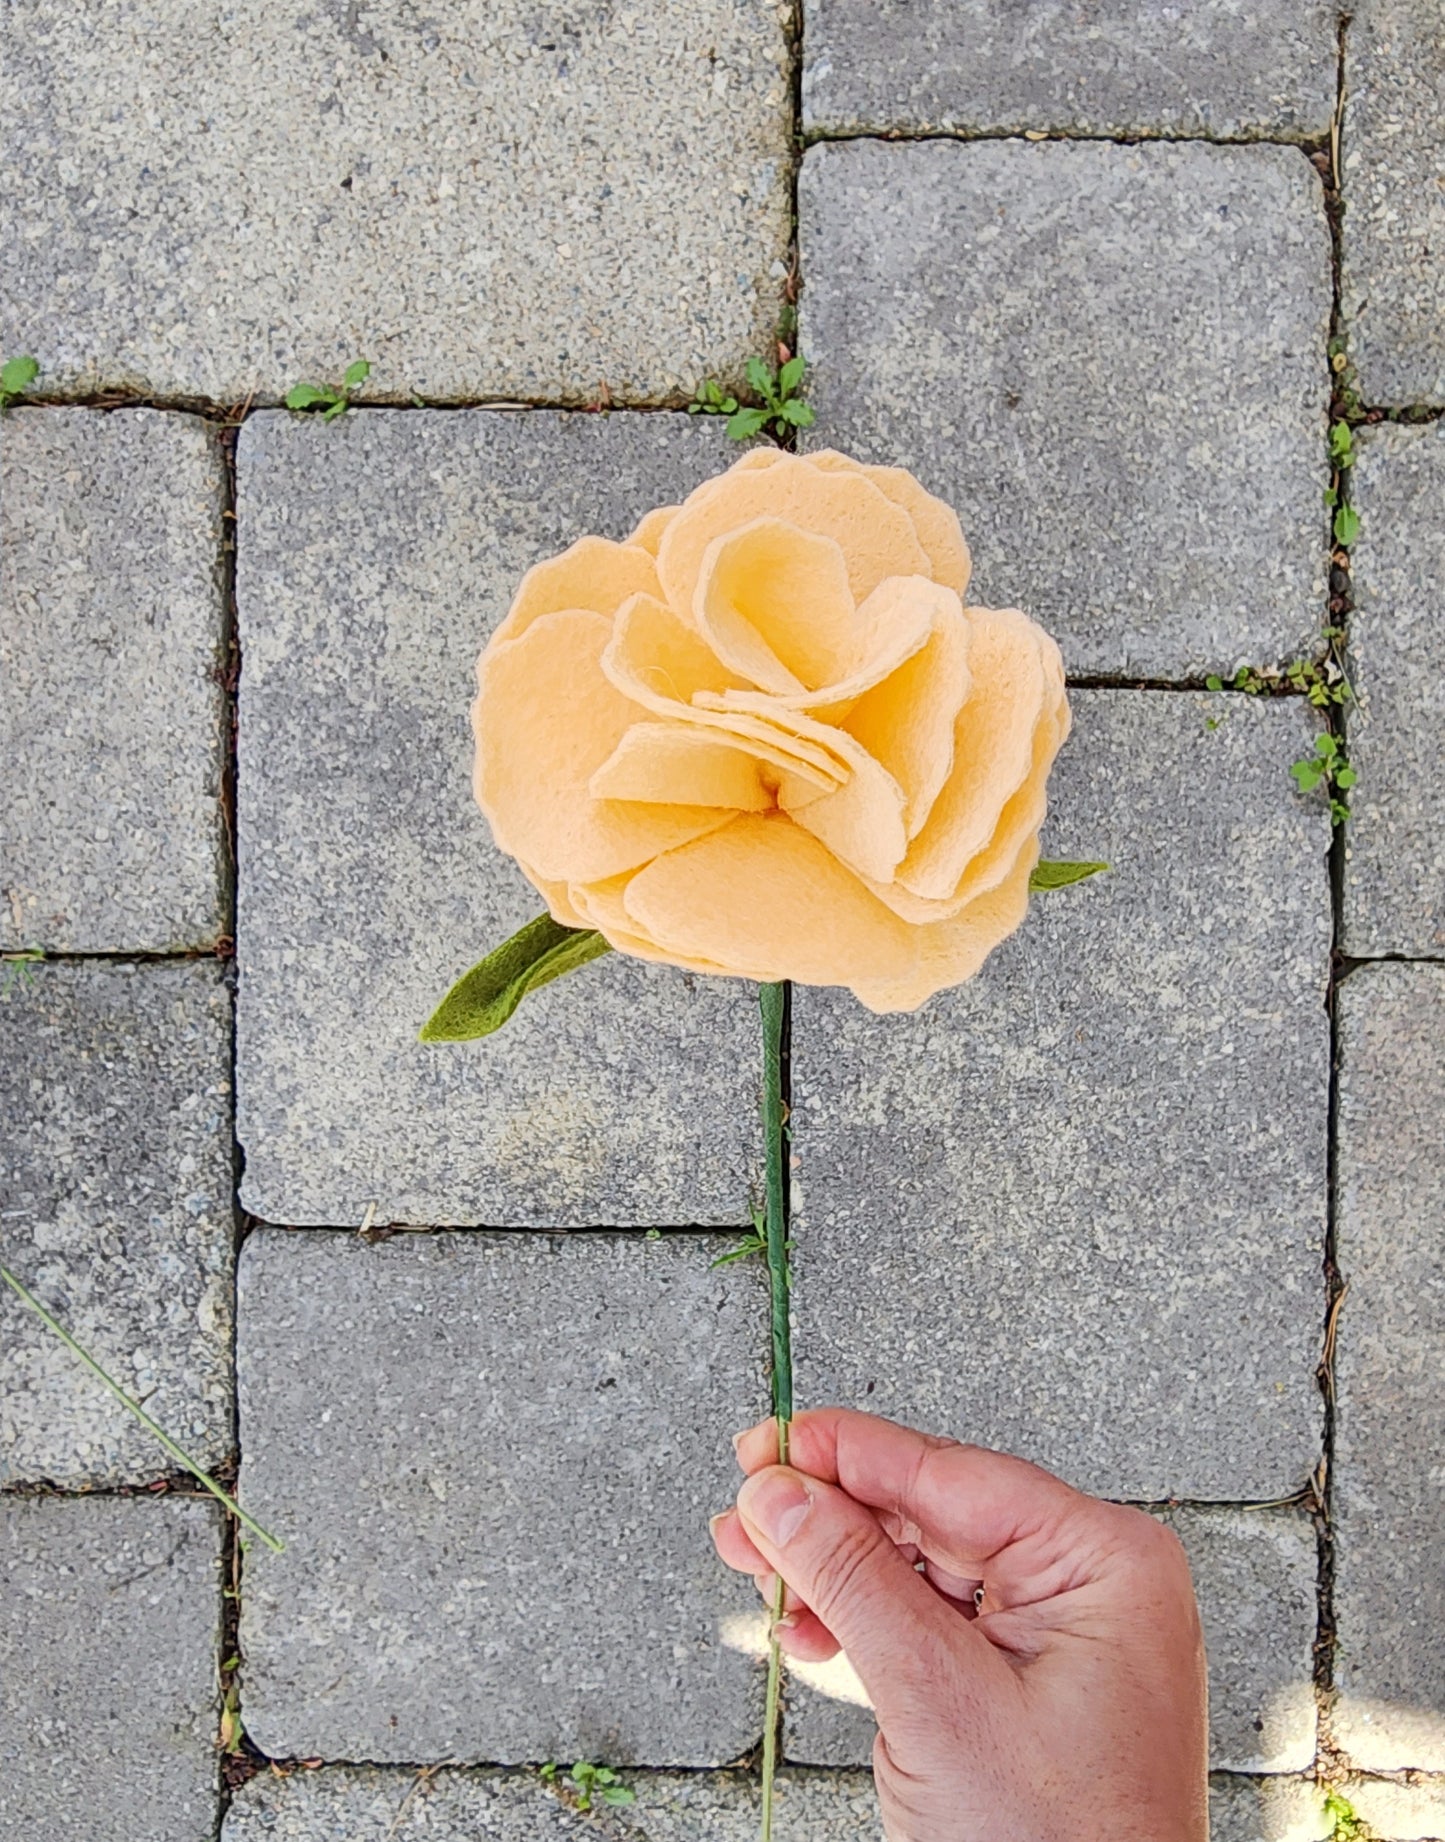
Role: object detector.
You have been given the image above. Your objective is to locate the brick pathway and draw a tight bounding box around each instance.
[2,5,1442,1839]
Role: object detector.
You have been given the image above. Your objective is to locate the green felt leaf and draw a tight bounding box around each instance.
[778,354,806,395]
[1029,859,1109,891]
[343,358,371,388]
[1,354,39,395]
[420,914,611,1041]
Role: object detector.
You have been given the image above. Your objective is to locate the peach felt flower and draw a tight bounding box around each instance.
[466,449,1072,1015]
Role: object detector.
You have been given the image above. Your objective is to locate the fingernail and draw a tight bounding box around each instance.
[737,1469,813,1549]
[708,1512,730,1538]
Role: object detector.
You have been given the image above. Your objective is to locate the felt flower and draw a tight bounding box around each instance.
[469,449,1072,1014]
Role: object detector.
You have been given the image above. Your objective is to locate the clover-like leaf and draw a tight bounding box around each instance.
[284,382,334,411]
[420,914,611,1041]
[0,354,39,397]
[1029,860,1109,891]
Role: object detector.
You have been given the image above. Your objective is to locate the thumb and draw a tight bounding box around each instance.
[737,1464,990,1727]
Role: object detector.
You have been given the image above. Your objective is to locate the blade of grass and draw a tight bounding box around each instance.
[0,1263,283,1552]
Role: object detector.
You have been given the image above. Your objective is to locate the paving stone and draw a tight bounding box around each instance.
[0,3,791,404]
[1208,1776,1330,1842]
[1335,963,1445,1771]
[786,1506,1318,1772]
[1350,1776,1445,1840]
[790,691,1332,1503]
[225,1766,881,1841]
[0,961,233,1486]
[799,139,1331,679]
[801,0,1337,140]
[0,1495,222,1842]
[1341,0,1445,405]
[0,408,227,952]
[236,1228,770,1764]
[1341,423,1445,956]
[235,410,760,1229]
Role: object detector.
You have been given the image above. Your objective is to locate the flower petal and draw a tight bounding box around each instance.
[696,518,857,694]
[778,732,910,884]
[517,865,590,929]
[589,723,775,811]
[840,580,972,838]
[703,571,939,720]
[894,607,1050,902]
[628,506,678,556]
[602,594,847,788]
[473,610,730,882]
[493,536,661,649]
[568,872,736,974]
[622,813,921,989]
[850,849,1036,1013]
[657,455,928,614]
[806,451,972,595]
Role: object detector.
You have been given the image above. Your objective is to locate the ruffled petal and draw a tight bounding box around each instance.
[516,865,590,929]
[628,506,678,556]
[602,594,846,788]
[702,572,939,721]
[894,607,1050,903]
[492,536,662,650]
[841,581,972,838]
[473,610,730,882]
[589,723,774,811]
[850,848,1037,1013]
[696,518,857,695]
[806,451,972,596]
[656,455,928,615]
[621,813,921,990]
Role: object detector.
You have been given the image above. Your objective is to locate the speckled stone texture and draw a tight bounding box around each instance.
[0,961,233,1486]
[1341,0,1445,404]
[235,410,760,1228]
[0,1496,222,1842]
[0,1,792,403]
[799,139,1331,679]
[1350,1776,1445,1840]
[1341,423,1445,955]
[786,1506,1318,1772]
[802,0,1336,139]
[224,1766,882,1840]
[1208,1776,1331,1842]
[0,408,227,951]
[236,1229,769,1764]
[791,692,1331,1503]
[1335,963,1445,1771]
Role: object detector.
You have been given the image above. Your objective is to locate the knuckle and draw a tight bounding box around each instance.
[807,1515,889,1621]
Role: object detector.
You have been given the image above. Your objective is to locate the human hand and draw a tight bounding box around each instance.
[711,1408,1208,1842]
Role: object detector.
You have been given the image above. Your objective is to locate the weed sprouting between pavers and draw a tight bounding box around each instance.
[284,357,372,421]
[539,1760,636,1812]
[690,353,815,443]
[0,354,40,408]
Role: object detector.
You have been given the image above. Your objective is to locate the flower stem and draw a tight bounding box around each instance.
[758,981,792,1841]
[0,1262,284,1553]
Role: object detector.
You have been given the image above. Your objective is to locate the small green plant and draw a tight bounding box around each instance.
[0,354,39,409]
[712,1205,791,1277]
[1291,729,1356,823]
[1328,335,1364,420]
[1333,501,1361,547]
[1284,656,1352,709]
[539,1761,635,1812]
[1324,1789,1365,1840]
[284,357,371,421]
[0,949,43,1000]
[1205,666,1267,695]
[690,355,814,442]
[1327,419,1357,470]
